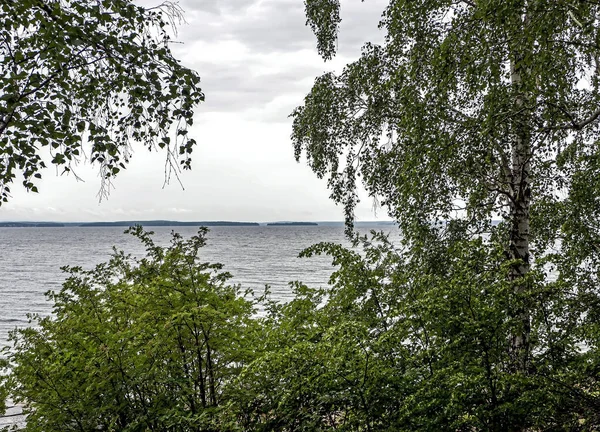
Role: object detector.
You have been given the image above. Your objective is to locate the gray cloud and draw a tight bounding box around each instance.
[226,1,314,53]
[192,60,323,114]
[171,0,388,120]
[175,1,314,59]
[178,0,256,16]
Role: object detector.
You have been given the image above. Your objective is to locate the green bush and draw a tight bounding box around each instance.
[234,232,600,431]
[5,227,260,432]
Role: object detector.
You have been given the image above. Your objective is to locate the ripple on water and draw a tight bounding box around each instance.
[0,224,398,347]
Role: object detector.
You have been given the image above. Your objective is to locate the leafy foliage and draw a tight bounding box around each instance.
[295,0,600,237]
[234,232,600,430]
[290,0,600,429]
[4,228,600,431]
[0,0,203,202]
[4,227,259,432]
[304,0,340,61]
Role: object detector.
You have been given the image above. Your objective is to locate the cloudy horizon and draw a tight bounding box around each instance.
[0,0,393,223]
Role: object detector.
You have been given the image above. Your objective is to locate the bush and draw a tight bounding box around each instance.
[233,232,600,431]
[5,227,260,432]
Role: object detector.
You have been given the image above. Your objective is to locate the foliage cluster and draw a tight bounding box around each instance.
[2,227,600,431]
[4,228,260,432]
[0,0,203,203]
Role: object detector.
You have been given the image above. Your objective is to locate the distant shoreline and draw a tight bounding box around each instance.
[0,221,260,228]
[0,222,67,228]
[266,222,318,226]
[0,220,397,228]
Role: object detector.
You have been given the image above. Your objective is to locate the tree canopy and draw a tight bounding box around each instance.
[290,0,600,429]
[0,0,203,203]
[295,0,600,238]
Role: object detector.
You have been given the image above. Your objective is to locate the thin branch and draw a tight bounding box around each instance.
[552,106,600,131]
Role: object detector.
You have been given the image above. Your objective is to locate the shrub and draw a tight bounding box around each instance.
[5,227,260,432]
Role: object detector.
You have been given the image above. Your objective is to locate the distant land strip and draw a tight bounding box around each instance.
[266,222,318,226]
[0,220,260,228]
[79,221,260,227]
[0,220,399,228]
[0,222,66,228]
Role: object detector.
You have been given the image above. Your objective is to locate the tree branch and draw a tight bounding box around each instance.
[554,107,600,131]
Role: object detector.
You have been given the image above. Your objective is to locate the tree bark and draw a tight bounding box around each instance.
[206,342,217,407]
[508,50,532,374]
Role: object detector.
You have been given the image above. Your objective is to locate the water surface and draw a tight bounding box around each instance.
[0,224,397,346]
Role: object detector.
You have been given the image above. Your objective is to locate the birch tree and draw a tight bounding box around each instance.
[292,0,600,428]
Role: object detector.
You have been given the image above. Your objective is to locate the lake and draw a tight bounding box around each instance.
[0,224,398,347]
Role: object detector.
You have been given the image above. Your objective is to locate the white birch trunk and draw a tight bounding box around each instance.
[509,52,532,373]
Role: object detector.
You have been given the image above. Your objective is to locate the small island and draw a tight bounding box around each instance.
[266,222,318,226]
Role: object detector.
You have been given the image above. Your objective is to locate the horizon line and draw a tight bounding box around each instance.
[0,219,396,224]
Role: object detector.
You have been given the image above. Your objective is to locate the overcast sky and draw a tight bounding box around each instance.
[0,0,391,223]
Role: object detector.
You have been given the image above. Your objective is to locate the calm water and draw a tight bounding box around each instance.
[0,224,397,346]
